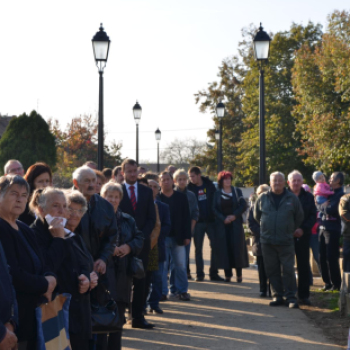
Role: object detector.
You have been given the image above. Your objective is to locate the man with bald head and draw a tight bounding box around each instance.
[288,170,316,305]
[254,171,304,308]
[4,159,24,176]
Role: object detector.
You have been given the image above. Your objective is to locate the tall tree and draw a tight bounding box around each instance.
[292,10,350,177]
[0,110,57,173]
[49,115,122,186]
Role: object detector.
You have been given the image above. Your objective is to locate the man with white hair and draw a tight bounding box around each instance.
[287,170,316,305]
[254,171,304,308]
[72,166,117,275]
[4,159,24,176]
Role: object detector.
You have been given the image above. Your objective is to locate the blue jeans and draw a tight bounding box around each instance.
[162,236,188,295]
[194,222,218,278]
[148,262,164,309]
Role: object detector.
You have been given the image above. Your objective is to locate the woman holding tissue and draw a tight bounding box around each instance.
[30,187,94,350]
[0,175,57,350]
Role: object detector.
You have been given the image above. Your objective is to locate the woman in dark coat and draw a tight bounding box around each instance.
[212,171,249,282]
[100,182,143,350]
[30,188,94,350]
[248,185,270,297]
[0,175,57,350]
[19,162,53,226]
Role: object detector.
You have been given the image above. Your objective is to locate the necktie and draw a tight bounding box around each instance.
[129,185,137,211]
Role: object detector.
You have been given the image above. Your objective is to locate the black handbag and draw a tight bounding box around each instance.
[91,284,121,333]
[131,256,145,279]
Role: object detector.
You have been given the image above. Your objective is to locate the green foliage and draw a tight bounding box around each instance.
[292,10,350,178]
[0,110,57,174]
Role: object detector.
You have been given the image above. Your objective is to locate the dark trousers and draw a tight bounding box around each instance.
[257,255,268,293]
[194,221,218,278]
[96,332,122,350]
[70,333,90,350]
[294,234,311,299]
[319,228,341,288]
[224,268,242,278]
[261,243,297,302]
[343,239,350,273]
[143,270,153,311]
[132,240,150,320]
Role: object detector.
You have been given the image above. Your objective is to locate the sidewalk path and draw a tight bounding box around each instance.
[123,237,343,350]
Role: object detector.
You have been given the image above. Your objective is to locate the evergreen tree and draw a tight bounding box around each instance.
[0,110,57,174]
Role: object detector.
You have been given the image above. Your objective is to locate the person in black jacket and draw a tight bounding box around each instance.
[0,175,57,350]
[287,171,317,305]
[160,171,191,301]
[19,162,53,226]
[248,185,270,297]
[187,166,223,282]
[119,159,156,329]
[317,172,345,291]
[0,241,18,350]
[30,188,93,350]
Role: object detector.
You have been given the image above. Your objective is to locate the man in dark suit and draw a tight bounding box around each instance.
[119,159,156,329]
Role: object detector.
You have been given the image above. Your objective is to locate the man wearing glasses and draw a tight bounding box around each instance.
[4,159,24,176]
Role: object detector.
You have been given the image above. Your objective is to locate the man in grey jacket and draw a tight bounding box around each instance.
[254,171,304,308]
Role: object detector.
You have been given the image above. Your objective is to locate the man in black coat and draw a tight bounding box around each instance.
[73,166,117,275]
[287,170,317,305]
[0,241,17,350]
[187,166,222,281]
[119,159,156,329]
[160,171,191,301]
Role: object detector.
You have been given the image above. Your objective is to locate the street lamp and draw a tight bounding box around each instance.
[92,23,111,170]
[253,23,271,184]
[216,102,225,172]
[214,129,220,173]
[155,128,161,173]
[133,101,142,164]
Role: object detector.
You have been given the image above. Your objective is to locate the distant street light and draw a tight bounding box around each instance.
[253,23,271,184]
[92,23,111,170]
[133,101,142,164]
[155,128,161,173]
[216,102,225,172]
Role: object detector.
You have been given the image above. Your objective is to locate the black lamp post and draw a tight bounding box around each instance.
[133,101,142,164]
[92,24,111,171]
[215,129,220,173]
[253,23,271,184]
[155,128,161,173]
[216,102,225,172]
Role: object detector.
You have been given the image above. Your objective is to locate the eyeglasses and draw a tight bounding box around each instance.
[82,179,96,185]
[68,208,85,216]
[8,167,23,174]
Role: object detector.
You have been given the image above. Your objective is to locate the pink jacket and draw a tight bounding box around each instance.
[314,182,334,197]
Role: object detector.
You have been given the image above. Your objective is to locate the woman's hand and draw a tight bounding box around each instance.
[90,271,98,290]
[0,327,17,350]
[224,217,231,224]
[43,276,57,301]
[115,244,131,258]
[228,215,236,222]
[48,218,65,239]
[78,274,90,294]
[94,259,106,275]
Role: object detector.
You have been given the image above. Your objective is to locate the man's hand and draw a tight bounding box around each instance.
[294,228,304,238]
[228,215,236,222]
[94,259,107,275]
[78,274,90,294]
[90,271,98,290]
[43,276,57,301]
[183,239,191,246]
[0,328,17,350]
[116,244,131,258]
[224,217,231,224]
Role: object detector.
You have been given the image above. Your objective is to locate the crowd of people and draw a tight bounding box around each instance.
[0,158,348,350]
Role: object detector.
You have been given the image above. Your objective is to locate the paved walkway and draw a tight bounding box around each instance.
[123,237,343,350]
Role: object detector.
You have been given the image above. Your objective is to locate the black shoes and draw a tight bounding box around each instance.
[299,298,311,306]
[259,292,267,298]
[210,275,225,282]
[132,318,155,329]
[179,292,191,301]
[195,276,204,282]
[321,284,333,291]
[159,295,168,302]
[269,298,284,307]
[149,306,164,314]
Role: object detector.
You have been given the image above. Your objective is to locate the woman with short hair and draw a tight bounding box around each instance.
[99,182,143,350]
[0,175,57,350]
[30,187,93,350]
[212,171,249,283]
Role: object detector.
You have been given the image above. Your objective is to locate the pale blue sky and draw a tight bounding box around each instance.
[0,0,347,162]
